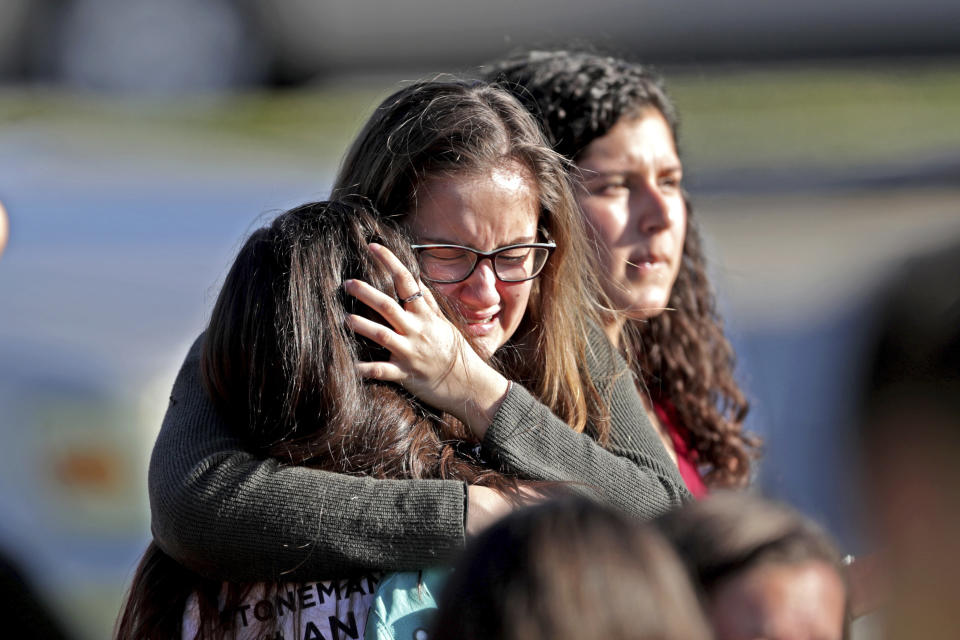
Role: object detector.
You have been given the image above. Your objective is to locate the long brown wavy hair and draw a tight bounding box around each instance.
[486,50,759,487]
[116,202,529,639]
[331,79,611,441]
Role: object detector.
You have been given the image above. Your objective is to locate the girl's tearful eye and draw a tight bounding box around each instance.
[591,178,628,197]
[497,248,531,265]
[659,172,683,191]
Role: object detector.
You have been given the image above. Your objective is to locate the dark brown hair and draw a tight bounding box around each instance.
[200,201,510,478]
[431,497,712,640]
[332,79,611,440]
[116,201,527,639]
[859,239,960,446]
[486,50,757,486]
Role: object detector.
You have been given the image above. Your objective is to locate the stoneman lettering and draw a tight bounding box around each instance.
[329,611,360,640]
[316,580,340,603]
[302,620,326,640]
[254,599,274,622]
[276,590,297,615]
[342,578,365,598]
[179,574,380,640]
[298,585,317,609]
[183,574,379,638]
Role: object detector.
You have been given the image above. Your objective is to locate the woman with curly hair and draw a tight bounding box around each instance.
[486,50,758,493]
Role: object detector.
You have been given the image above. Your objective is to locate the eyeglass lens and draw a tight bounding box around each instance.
[418,246,550,283]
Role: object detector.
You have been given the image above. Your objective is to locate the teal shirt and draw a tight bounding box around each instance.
[364,568,451,640]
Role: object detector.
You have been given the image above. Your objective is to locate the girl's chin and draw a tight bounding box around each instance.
[622,294,672,320]
[473,338,499,360]
[464,327,505,358]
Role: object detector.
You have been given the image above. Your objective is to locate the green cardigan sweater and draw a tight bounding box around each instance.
[148,325,690,581]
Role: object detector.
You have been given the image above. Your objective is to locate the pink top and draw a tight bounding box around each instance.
[653,402,708,499]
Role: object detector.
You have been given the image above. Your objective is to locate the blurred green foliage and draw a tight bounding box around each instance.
[1,60,958,175]
[671,62,960,170]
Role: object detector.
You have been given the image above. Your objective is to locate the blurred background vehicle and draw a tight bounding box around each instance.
[3,0,960,89]
[1,1,958,637]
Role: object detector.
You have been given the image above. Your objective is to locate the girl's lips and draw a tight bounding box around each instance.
[462,311,499,336]
[624,254,672,282]
[627,251,668,266]
[626,251,671,272]
[461,307,500,323]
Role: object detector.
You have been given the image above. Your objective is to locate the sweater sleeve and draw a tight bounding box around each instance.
[148,335,467,582]
[481,325,692,519]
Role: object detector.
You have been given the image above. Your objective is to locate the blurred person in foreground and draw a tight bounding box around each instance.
[0,200,70,638]
[427,497,712,640]
[656,492,849,640]
[857,238,960,639]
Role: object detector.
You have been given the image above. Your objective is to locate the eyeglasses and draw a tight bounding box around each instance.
[411,241,556,284]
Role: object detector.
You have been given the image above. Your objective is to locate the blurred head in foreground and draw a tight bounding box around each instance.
[857,239,960,639]
[430,497,711,640]
[657,493,848,640]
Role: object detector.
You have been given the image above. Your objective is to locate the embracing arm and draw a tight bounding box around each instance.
[148,335,467,582]
[347,244,690,520]
[481,326,692,519]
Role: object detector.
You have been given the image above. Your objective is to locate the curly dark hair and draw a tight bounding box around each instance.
[485,50,758,487]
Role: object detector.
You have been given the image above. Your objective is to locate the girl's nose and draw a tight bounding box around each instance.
[460,258,500,307]
[632,183,672,234]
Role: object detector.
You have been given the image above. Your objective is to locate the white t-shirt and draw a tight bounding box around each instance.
[182,572,383,640]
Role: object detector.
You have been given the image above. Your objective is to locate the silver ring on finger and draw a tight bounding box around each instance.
[400,290,423,306]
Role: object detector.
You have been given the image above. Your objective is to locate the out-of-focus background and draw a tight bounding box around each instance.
[1,1,958,637]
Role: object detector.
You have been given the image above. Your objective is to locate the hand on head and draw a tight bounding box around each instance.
[345,242,510,438]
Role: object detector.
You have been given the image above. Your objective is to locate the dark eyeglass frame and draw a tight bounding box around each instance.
[411,240,557,284]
